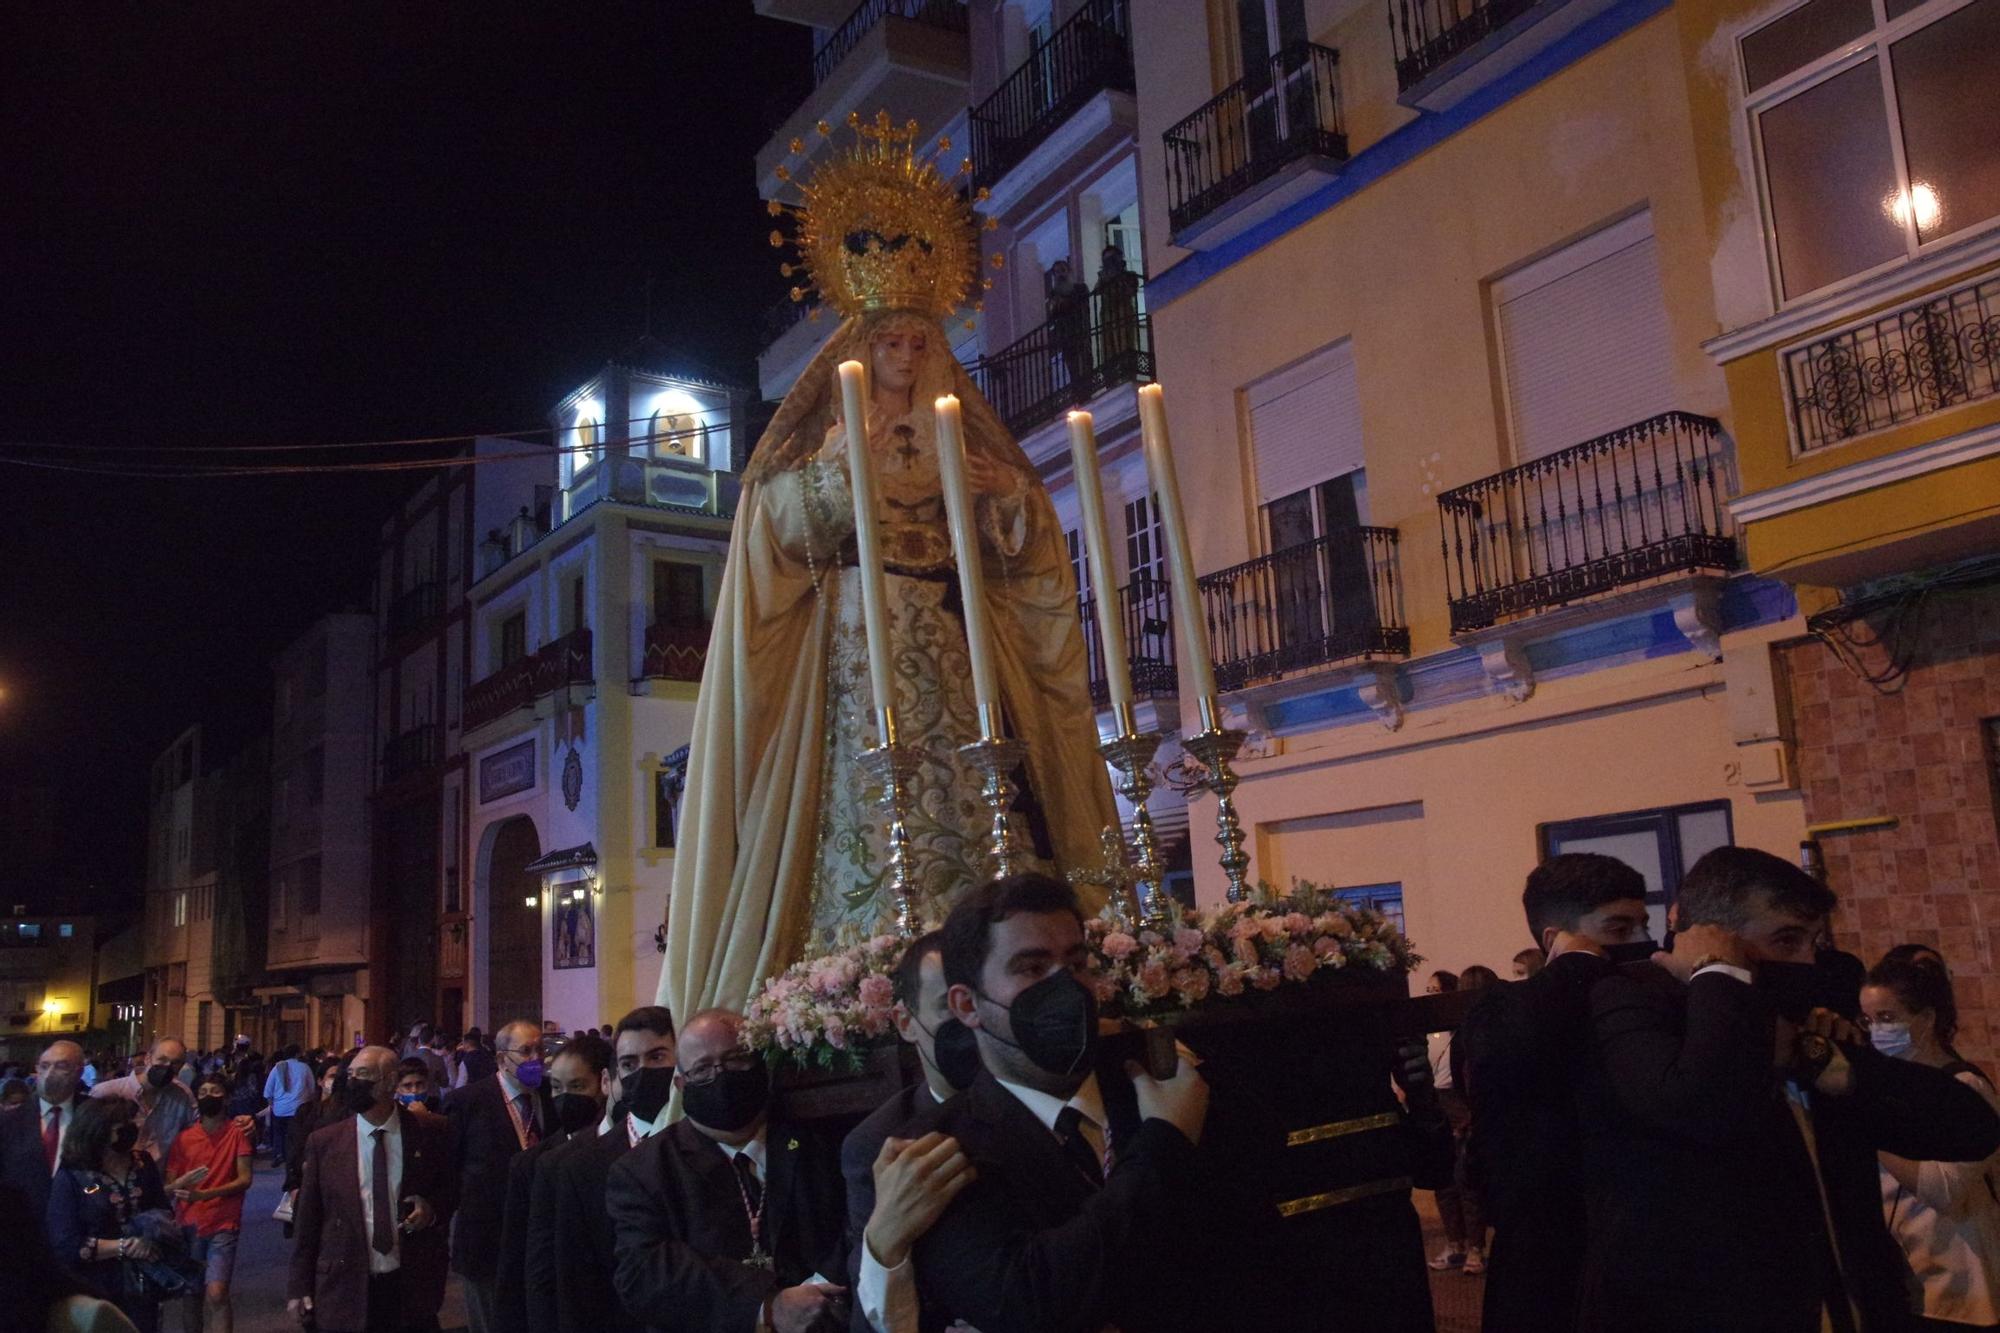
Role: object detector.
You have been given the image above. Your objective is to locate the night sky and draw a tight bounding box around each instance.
[0,4,810,914]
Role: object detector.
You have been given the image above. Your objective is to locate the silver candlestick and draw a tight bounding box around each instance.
[1097,707,1169,926]
[956,732,1029,878]
[1181,696,1251,904]
[1067,824,1142,923]
[858,707,928,936]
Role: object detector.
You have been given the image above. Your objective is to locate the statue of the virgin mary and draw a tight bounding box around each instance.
[657,113,1117,1020]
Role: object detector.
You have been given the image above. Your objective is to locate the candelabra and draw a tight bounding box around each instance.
[956,731,1029,878]
[1180,697,1252,903]
[1096,704,1169,926]
[858,707,928,936]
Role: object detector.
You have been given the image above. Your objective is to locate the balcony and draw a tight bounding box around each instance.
[1198,529,1409,691]
[639,620,711,684]
[1437,412,1737,634]
[756,0,971,200]
[759,293,828,402]
[1782,268,2000,454]
[1388,0,1632,111]
[386,580,442,643]
[968,279,1152,438]
[381,723,442,784]
[970,0,1134,197]
[560,454,741,526]
[1080,576,1177,708]
[463,627,595,734]
[1164,42,1347,248]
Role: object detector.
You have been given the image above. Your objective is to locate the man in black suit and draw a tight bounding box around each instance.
[540,1005,679,1332]
[606,1007,850,1332]
[493,1032,613,1333]
[1577,846,2000,1332]
[842,931,979,1333]
[443,1018,550,1333]
[0,1038,85,1233]
[905,873,1214,1333]
[1457,853,1652,1331]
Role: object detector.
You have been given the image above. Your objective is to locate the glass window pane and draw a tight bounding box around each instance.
[1892,0,2000,242]
[1759,60,1907,298]
[1742,0,1875,91]
[1885,0,1928,20]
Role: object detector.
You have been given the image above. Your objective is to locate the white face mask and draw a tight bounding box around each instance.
[1870,1021,1914,1059]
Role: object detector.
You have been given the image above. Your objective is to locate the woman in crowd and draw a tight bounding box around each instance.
[46,1098,181,1332]
[1424,967,1492,1275]
[1863,953,2000,1329]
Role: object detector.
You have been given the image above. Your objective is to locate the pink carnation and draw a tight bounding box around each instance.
[1282,943,1317,982]
[1258,916,1288,941]
[1312,936,1341,960]
[1252,967,1284,992]
[1174,927,1205,953]
[1172,968,1212,1003]
[1284,912,1313,935]
[1215,966,1246,997]
[1091,974,1120,1004]
[1101,931,1140,960]
[1136,960,1171,999]
[824,1016,848,1050]
[856,974,894,1012]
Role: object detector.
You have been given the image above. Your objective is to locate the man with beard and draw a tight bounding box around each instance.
[494,1032,614,1333]
[538,1006,679,1331]
[908,873,1214,1333]
[606,1008,850,1332]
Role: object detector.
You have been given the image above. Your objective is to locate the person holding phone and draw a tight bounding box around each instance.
[166,1072,254,1333]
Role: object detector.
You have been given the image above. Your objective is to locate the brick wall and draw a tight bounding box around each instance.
[1779,582,2000,1070]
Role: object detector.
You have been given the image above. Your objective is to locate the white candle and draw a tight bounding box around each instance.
[1066,410,1134,723]
[933,395,1003,740]
[838,360,897,739]
[1137,384,1220,709]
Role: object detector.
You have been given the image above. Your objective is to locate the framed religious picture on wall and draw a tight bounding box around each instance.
[553,887,596,970]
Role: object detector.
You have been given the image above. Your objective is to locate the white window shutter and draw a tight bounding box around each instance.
[1248,340,1365,504]
[1495,213,1676,462]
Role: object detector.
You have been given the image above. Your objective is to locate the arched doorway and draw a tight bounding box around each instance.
[483,817,543,1029]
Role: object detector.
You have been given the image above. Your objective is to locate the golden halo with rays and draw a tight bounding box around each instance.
[767,109,1002,325]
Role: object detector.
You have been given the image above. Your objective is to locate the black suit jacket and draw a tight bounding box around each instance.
[443,1073,551,1280]
[525,1127,600,1332]
[606,1116,849,1332]
[1577,961,2000,1333]
[493,1126,582,1333]
[552,1124,643,1332]
[0,1095,59,1227]
[910,1069,1209,1333]
[286,1108,456,1333]
[1456,951,1609,1331]
[840,1081,949,1332]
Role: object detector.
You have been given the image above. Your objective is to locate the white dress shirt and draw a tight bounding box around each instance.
[37,1096,75,1175]
[354,1112,404,1274]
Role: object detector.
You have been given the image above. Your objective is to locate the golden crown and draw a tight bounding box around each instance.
[767,110,1001,323]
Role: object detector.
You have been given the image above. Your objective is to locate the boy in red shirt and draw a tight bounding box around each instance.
[167,1071,255,1333]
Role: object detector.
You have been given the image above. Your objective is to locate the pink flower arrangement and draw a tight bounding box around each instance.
[743,932,906,1072]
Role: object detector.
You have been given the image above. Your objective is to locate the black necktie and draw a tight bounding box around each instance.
[731,1150,765,1215]
[1054,1106,1104,1189]
[371,1128,395,1256]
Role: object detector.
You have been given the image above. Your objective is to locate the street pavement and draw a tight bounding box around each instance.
[216,1153,467,1333]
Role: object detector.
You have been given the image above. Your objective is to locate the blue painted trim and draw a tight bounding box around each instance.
[1147,0,1675,310]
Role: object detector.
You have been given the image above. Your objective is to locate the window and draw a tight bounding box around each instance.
[443,794,462,915]
[565,574,588,635]
[298,858,322,916]
[655,770,682,849]
[1065,528,1092,601]
[1123,496,1167,585]
[648,411,703,462]
[173,893,187,928]
[17,922,41,941]
[1492,212,1676,461]
[58,923,72,939]
[1247,339,1367,519]
[197,1001,213,1052]
[1746,0,2000,301]
[498,611,528,668]
[653,561,707,629]
[1539,800,1735,942]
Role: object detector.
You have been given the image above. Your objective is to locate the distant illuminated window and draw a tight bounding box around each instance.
[58,923,73,938]
[649,411,703,461]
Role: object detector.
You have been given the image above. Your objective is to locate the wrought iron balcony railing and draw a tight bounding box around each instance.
[1079,575,1177,707]
[386,580,442,643]
[463,627,595,733]
[640,620,711,683]
[1164,41,1347,237]
[1389,0,1539,92]
[811,0,969,88]
[970,0,1134,193]
[382,723,442,783]
[1783,268,2000,453]
[968,278,1151,437]
[1437,411,1736,634]
[1198,529,1408,691]
[759,292,820,352]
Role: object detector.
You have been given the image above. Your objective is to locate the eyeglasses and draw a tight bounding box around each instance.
[679,1052,761,1087]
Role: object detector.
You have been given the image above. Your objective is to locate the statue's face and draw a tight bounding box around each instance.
[871,326,926,394]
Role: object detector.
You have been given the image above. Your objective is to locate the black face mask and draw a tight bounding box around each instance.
[977,969,1098,1080]
[621,1066,676,1124]
[551,1092,603,1136]
[682,1064,771,1134]
[344,1078,382,1115]
[146,1065,176,1089]
[197,1095,227,1118]
[1604,939,1659,967]
[916,1015,981,1093]
[111,1124,139,1155]
[1756,959,1857,1024]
